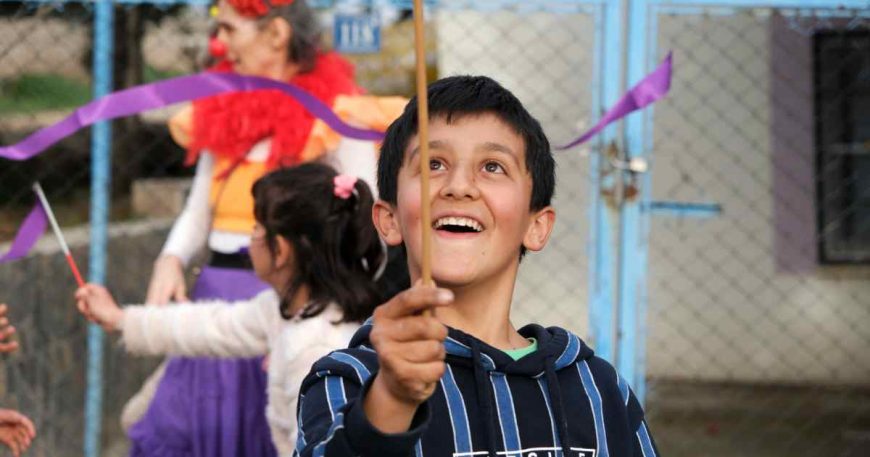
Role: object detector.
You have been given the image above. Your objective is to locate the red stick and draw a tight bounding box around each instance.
[65,253,86,288]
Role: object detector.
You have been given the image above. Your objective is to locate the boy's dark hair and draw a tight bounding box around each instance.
[252,163,383,323]
[377,75,555,211]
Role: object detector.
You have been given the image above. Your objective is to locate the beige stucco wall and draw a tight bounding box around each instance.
[646,12,870,384]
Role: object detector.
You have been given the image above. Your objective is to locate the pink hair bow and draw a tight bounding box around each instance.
[333,174,358,200]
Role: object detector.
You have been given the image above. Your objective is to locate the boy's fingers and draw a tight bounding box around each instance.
[0,342,18,353]
[394,340,446,363]
[371,314,447,346]
[390,316,448,343]
[383,358,445,387]
[399,361,447,386]
[380,287,453,318]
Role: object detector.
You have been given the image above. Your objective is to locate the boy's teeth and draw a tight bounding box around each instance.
[434,216,482,232]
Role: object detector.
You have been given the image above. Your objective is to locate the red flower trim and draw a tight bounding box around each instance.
[227,0,295,17]
[187,52,358,169]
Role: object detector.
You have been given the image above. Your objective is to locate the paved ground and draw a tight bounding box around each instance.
[647,381,870,457]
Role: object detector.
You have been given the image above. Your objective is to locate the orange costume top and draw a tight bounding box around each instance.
[162,53,406,263]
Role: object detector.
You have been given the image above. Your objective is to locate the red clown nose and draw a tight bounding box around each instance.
[209,37,227,58]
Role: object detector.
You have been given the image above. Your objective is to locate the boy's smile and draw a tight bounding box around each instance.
[375,113,555,289]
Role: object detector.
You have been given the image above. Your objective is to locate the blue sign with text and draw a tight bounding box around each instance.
[334,14,381,54]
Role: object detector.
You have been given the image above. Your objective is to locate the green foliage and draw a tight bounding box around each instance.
[0,73,91,114]
[143,66,184,83]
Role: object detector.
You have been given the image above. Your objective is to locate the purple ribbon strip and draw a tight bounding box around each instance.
[0,73,386,161]
[0,202,48,263]
[557,52,673,150]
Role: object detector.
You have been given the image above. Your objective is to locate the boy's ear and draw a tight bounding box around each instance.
[522,206,556,252]
[265,17,292,50]
[372,200,404,246]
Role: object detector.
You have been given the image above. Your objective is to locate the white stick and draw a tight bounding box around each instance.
[32,182,71,255]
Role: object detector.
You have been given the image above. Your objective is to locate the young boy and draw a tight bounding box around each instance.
[294,76,659,457]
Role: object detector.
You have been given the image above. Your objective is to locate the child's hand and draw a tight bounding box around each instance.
[0,305,19,354]
[75,284,124,332]
[364,284,452,432]
[0,409,35,457]
[145,255,188,305]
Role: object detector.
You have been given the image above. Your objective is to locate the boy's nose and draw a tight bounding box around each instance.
[439,167,480,200]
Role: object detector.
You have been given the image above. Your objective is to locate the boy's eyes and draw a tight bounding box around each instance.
[428,159,506,174]
[482,161,506,174]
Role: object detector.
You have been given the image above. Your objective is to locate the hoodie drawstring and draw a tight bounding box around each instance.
[544,355,572,455]
[470,339,500,457]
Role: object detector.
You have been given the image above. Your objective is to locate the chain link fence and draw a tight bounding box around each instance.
[643,5,870,457]
[0,0,868,456]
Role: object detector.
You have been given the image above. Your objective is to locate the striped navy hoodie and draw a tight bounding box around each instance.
[295,322,659,457]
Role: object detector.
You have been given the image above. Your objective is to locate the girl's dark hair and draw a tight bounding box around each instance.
[259,0,321,72]
[252,163,383,323]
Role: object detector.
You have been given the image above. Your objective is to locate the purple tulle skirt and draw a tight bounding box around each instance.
[127,266,277,457]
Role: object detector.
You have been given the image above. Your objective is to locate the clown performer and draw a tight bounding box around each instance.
[120,0,407,456]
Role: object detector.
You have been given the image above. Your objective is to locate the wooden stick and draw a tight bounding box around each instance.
[412,0,433,288]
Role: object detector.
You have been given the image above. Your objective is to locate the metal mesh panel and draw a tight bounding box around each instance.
[643,6,870,457]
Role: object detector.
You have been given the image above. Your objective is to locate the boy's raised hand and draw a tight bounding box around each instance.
[364,283,452,433]
[75,284,124,332]
[0,305,19,353]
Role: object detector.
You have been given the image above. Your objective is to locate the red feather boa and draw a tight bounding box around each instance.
[187,52,359,169]
[226,0,294,18]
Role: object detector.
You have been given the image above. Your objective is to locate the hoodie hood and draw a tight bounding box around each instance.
[442,324,595,376]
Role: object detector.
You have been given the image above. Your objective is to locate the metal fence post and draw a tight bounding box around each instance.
[86,1,114,456]
[587,0,625,366]
[616,0,651,404]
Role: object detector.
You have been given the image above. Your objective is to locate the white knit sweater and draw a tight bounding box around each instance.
[120,289,360,456]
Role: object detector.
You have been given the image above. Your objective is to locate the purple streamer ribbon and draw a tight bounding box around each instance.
[0,73,386,161]
[0,202,48,263]
[557,52,673,150]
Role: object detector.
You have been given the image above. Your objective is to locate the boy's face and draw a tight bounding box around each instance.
[374,113,555,288]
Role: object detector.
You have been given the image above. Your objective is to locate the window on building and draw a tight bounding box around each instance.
[814,30,870,263]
